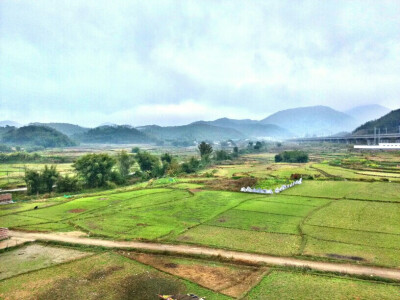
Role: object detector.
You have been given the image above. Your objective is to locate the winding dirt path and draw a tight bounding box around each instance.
[8,230,400,281]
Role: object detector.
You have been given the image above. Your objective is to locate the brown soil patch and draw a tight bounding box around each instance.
[136,223,148,227]
[120,252,268,298]
[68,209,86,213]
[189,189,202,193]
[218,218,227,223]
[203,177,257,192]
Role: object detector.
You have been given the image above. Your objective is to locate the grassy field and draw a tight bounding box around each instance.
[244,270,400,299]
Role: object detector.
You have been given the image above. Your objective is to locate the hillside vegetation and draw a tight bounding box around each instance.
[138,123,245,142]
[353,108,400,134]
[75,125,153,144]
[1,125,76,148]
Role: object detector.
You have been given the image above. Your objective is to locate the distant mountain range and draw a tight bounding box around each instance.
[1,104,397,146]
[353,109,400,135]
[192,118,292,139]
[260,105,358,137]
[345,104,391,125]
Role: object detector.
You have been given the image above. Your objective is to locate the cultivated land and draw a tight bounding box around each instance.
[1,146,400,298]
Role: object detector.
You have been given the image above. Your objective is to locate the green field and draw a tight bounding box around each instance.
[245,270,400,300]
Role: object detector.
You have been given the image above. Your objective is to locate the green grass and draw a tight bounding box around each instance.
[305,200,400,234]
[206,209,301,234]
[245,270,400,299]
[303,237,400,268]
[236,199,319,217]
[72,191,255,240]
[174,225,301,256]
[283,180,400,202]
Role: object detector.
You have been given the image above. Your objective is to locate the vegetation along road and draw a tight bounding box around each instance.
[9,230,400,281]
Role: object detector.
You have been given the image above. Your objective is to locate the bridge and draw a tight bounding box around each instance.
[288,133,400,145]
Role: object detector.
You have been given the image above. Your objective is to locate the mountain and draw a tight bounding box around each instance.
[1,125,76,148]
[30,122,89,137]
[137,123,245,142]
[0,120,21,127]
[260,105,357,137]
[353,108,400,135]
[345,104,391,125]
[193,118,292,138]
[74,125,152,144]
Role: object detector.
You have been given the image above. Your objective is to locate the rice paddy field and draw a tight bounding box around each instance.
[1,147,400,299]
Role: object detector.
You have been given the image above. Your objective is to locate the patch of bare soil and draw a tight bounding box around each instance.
[120,252,268,298]
[68,209,86,213]
[203,177,257,192]
[188,189,202,193]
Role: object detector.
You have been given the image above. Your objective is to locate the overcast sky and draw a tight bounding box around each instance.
[1,0,399,127]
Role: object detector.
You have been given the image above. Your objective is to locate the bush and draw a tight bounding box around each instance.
[56,175,80,193]
[275,150,309,163]
[215,150,231,161]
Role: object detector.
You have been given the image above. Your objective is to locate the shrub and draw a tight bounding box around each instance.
[275,150,309,163]
[56,175,80,193]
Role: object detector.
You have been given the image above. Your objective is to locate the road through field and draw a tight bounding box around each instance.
[8,230,400,281]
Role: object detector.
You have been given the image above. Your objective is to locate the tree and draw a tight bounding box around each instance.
[215,150,231,161]
[24,169,41,195]
[181,157,200,173]
[254,141,263,151]
[198,141,213,161]
[116,150,133,178]
[160,153,173,164]
[41,165,59,193]
[24,165,59,194]
[136,152,161,176]
[131,147,140,153]
[73,153,116,187]
[56,175,80,192]
[232,146,239,158]
[275,150,309,163]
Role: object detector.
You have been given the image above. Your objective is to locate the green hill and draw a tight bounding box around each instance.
[75,125,152,144]
[353,108,400,135]
[1,125,76,148]
[31,122,89,137]
[137,123,245,142]
[260,106,357,137]
[194,118,292,138]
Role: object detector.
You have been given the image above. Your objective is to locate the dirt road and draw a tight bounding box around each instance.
[8,230,400,281]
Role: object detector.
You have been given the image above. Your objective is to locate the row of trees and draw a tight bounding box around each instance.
[24,141,249,195]
[275,150,309,163]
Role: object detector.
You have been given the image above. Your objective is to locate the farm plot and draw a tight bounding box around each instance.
[302,200,400,267]
[244,270,400,300]
[175,225,301,256]
[0,244,91,280]
[72,191,256,240]
[206,209,302,235]
[283,180,400,202]
[235,199,324,217]
[123,252,268,298]
[0,252,230,300]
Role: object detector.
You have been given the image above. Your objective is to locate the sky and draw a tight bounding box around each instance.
[0,0,399,127]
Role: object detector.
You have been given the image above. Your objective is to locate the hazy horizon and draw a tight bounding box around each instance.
[1,1,399,127]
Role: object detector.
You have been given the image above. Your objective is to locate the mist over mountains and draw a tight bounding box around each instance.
[0,104,397,147]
